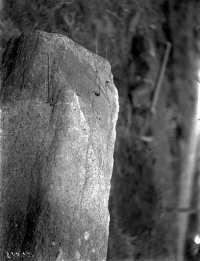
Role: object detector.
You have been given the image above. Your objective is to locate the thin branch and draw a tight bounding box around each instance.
[151,42,172,115]
[34,0,40,10]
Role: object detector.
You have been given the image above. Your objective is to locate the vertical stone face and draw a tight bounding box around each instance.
[0,31,119,261]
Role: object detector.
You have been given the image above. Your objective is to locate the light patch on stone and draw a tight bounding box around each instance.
[75,250,81,259]
[78,238,81,246]
[55,247,65,261]
[69,92,89,135]
[84,231,90,241]
[73,93,85,121]
[91,248,95,253]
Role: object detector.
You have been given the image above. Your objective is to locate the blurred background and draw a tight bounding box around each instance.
[1,0,200,260]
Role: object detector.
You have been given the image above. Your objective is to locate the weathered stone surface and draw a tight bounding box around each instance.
[0,30,119,261]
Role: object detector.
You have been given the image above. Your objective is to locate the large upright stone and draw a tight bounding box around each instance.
[0,31,118,261]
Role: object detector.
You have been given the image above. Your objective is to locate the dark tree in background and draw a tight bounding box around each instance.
[1,0,200,260]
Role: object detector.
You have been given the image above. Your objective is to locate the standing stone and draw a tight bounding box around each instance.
[0,31,119,261]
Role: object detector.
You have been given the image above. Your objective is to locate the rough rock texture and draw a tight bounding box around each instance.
[0,30,119,261]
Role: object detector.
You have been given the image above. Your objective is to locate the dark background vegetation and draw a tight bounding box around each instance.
[1,0,200,260]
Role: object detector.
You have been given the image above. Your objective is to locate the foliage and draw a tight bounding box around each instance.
[1,0,164,70]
